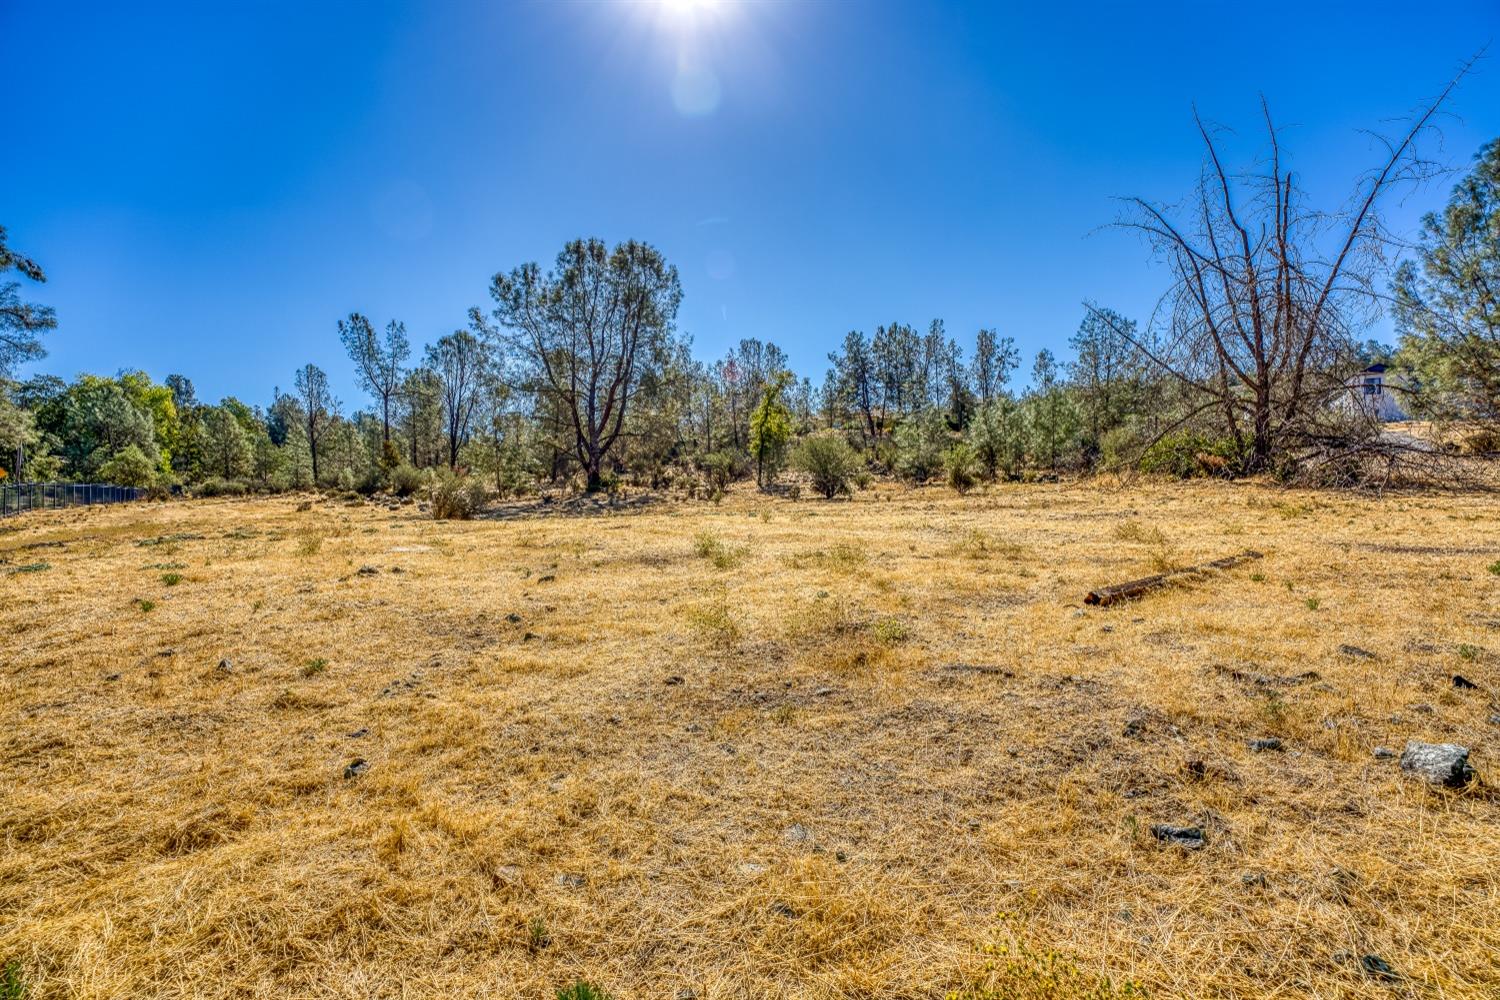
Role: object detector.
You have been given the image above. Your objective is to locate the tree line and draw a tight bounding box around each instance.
[1,103,1496,501]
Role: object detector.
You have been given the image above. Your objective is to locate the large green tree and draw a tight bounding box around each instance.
[338,313,409,443]
[0,226,56,380]
[1394,138,1500,431]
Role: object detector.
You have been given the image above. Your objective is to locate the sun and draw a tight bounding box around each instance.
[654,0,731,30]
[661,0,721,15]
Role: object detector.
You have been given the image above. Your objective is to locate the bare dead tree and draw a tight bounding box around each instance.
[1094,62,1474,480]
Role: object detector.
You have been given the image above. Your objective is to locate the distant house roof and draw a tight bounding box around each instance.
[1362,363,1388,374]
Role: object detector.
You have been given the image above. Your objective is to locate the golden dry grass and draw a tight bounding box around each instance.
[2,481,1498,999]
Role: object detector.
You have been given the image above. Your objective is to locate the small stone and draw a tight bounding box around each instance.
[814,686,835,697]
[674,990,698,1000]
[216,658,234,673]
[1452,674,1479,690]
[1399,741,1475,787]
[784,823,812,843]
[1372,746,1397,760]
[1490,714,1500,726]
[553,872,585,889]
[768,901,797,918]
[505,612,522,624]
[1241,872,1268,888]
[537,574,556,583]
[1122,717,1146,739]
[1247,738,1284,752]
[1410,703,1434,715]
[1338,644,1377,659]
[356,565,379,576]
[343,758,369,779]
[737,862,766,875]
[347,727,368,739]
[1359,954,1399,982]
[1151,824,1206,850]
[105,672,121,682]
[835,850,848,862]
[664,675,684,686]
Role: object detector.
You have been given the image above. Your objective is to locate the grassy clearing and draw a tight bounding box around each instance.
[1,482,1498,999]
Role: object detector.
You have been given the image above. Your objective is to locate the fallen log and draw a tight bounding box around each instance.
[1085,550,1263,606]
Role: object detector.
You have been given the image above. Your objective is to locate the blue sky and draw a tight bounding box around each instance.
[4,0,1498,407]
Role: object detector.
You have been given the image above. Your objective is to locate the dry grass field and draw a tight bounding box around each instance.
[2,481,1498,1000]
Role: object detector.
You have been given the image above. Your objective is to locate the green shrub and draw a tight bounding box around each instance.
[948,912,1147,1000]
[792,432,860,499]
[893,409,950,484]
[1138,432,1244,478]
[697,450,744,491]
[693,531,748,569]
[196,477,250,497]
[686,597,740,648]
[428,471,488,520]
[98,444,158,488]
[1,961,26,1000]
[556,983,612,1000]
[945,443,980,494]
[527,917,551,952]
[1488,560,1500,576]
[387,464,424,497]
[161,572,182,587]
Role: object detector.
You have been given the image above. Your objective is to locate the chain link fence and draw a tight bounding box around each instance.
[0,482,143,517]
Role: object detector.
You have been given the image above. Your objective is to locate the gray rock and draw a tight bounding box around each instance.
[784,823,812,843]
[343,758,369,779]
[1363,955,1398,981]
[216,658,234,674]
[356,565,379,576]
[1150,824,1206,850]
[1452,674,1479,690]
[1372,746,1397,760]
[553,872,585,888]
[1399,741,1475,787]
[1247,737,1283,752]
[1338,644,1377,659]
